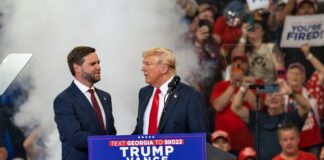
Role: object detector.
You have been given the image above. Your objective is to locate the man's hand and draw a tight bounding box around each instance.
[301,43,311,56]
[195,26,210,45]
[242,76,255,88]
[278,79,292,96]
[241,23,250,37]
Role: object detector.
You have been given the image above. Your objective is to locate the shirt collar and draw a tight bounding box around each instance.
[157,75,174,96]
[74,79,95,94]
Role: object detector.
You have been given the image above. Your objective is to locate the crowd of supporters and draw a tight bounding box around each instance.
[181,0,324,159]
[1,0,324,159]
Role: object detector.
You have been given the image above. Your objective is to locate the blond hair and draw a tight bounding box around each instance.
[143,47,176,73]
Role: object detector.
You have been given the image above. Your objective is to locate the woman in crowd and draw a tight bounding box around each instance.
[232,20,285,84]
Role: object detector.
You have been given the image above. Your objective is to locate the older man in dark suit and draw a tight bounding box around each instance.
[133,47,209,135]
[54,46,116,160]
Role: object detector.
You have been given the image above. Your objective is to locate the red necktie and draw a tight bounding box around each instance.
[148,88,161,134]
[88,89,105,132]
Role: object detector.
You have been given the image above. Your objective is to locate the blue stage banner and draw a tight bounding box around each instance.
[88,133,206,160]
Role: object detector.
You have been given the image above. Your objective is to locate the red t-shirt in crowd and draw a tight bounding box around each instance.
[213,16,241,55]
[272,151,318,160]
[210,80,253,152]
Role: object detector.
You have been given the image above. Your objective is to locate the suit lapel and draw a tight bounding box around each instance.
[69,82,103,132]
[96,88,110,133]
[158,84,182,132]
[139,87,154,133]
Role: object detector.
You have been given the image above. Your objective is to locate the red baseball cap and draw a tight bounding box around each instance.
[238,147,256,160]
[211,130,230,143]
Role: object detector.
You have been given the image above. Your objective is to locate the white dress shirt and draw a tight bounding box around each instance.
[74,79,106,129]
[143,76,173,134]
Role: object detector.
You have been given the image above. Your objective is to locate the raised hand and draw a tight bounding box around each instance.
[301,43,311,56]
[195,26,210,45]
[278,79,292,96]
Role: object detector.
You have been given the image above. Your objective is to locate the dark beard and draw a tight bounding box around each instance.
[82,72,100,84]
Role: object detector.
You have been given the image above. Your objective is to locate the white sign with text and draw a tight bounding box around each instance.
[246,0,269,11]
[281,14,324,48]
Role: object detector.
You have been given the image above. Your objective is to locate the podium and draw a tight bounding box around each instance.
[88,133,236,160]
[206,143,236,160]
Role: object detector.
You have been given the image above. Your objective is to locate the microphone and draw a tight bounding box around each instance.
[167,75,180,94]
[160,75,180,132]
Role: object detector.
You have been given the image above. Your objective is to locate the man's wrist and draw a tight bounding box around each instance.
[289,91,297,99]
[239,37,246,44]
[240,86,247,93]
[230,81,237,87]
[306,53,313,60]
[194,41,202,48]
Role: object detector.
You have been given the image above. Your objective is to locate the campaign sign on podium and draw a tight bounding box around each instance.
[88,133,206,160]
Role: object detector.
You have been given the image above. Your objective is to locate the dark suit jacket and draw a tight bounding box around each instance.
[133,82,209,135]
[206,143,236,160]
[54,82,116,160]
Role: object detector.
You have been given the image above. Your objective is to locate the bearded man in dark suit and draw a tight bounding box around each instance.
[54,46,116,160]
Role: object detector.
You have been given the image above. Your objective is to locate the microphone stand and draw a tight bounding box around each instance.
[163,90,174,115]
[250,84,278,160]
[255,88,260,160]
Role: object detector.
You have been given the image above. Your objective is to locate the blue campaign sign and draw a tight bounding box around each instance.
[88,133,206,160]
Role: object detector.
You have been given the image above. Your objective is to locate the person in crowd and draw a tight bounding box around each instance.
[23,127,46,160]
[275,0,317,39]
[210,55,256,153]
[283,0,317,16]
[285,62,323,157]
[211,130,231,152]
[188,3,222,102]
[213,0,246,62]
[281,0,324,80]
[53,46,116,160]
[267,0,287,45]
[232,19,285,84]
[0,82,29,160]
[231,79,310,160]
[192,3,218,60]
[300,43,324,105]
[284,43,324,157]
[272,123,317,160]
[320,146,324,160]
[177,0,199,23]
[238,147,256,160]
[133,47,209,137]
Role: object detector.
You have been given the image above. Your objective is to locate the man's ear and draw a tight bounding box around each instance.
[73,63,81,74]
[160,64,169,75]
